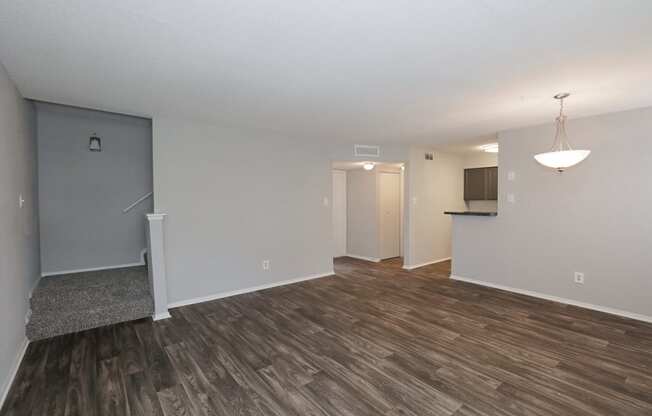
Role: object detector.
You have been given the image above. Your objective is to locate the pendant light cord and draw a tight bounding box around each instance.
[559,96,564,119]
[552,95,572,152]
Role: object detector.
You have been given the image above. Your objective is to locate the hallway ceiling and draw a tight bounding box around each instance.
[332,161,403,171]
[1,1,652,143]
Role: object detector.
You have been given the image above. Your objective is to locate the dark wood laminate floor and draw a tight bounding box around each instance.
[3,257,652,416]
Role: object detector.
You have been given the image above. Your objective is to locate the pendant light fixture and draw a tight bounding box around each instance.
[534,93,590,172]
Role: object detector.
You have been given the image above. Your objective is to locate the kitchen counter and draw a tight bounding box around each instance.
[444,211,497,217]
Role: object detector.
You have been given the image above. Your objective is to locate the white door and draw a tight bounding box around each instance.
[379,172,400,259]
[332,170,347,257]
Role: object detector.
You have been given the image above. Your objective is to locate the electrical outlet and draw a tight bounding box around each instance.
[507,193,516,203]
[262,260,270,271]
[574,272,585,284]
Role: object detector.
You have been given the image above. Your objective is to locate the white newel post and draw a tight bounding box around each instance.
[146,213,171,320]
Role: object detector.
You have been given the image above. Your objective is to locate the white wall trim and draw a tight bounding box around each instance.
[0,337,29,411]
[28,277,40,300]
[146,213,167,220]
[152,312,172,321]
[345,254,381,263]
[403,257,451,270]
[450,275,652,324]
[41,261,145,277]
[168,271,334,309]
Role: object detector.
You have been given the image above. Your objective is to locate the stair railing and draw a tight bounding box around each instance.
[123,191,153,213]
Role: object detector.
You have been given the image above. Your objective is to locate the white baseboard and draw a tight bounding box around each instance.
[345,254,381,263]
[152,312,172,321]
[28,276,40,299]
[0,337,29,411]
[403,257,451,270]
[450,275,652,324]
[41,261,146,277]
[168,271,335,309]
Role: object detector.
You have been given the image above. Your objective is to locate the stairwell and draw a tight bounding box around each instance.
[26,266,154,341]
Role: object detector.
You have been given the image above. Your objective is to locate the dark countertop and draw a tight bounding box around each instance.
[444,211,497,216]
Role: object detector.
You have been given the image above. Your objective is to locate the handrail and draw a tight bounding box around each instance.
[123,191,153,213]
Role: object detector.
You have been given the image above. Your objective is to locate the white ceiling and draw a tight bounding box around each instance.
[333,161,403,171]
[1,0,652,144]
[434,134,498,155]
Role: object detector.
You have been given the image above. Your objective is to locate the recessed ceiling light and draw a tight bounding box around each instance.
[479,143,499,153]
[362,162,375,170]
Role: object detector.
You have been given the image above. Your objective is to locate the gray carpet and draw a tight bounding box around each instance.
[27,266,154,341]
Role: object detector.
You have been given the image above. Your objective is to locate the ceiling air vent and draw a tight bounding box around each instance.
[354,144,380,158]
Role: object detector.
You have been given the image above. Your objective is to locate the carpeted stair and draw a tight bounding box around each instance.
[27,266,154,341]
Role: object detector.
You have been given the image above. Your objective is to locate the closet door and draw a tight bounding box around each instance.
[379,172,400,259]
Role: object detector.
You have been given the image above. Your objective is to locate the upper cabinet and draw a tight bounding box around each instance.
[464,167,498,201]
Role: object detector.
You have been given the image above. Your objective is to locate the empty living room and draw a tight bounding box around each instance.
[2,1,652,415]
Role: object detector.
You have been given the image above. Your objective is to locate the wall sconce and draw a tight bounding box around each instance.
[89,133,102,152]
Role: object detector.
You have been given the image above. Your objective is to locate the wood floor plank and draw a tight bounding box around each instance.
[40,333,74,416]
[97,357,129,416]
[125,371,165,416]
[157,385,197,416]
[64,331,97,416]
[3,257,652,416]
[133,319,178,392]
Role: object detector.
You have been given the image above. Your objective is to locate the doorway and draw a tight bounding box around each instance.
[331,161,405,265]
[332,170,347,257]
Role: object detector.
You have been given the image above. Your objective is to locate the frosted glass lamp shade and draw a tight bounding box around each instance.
[534,149,590,172]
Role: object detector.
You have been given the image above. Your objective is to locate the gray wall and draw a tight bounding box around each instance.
[347,169,379,260]
[406,147,465,267]
[37,103,152,275]
[153,117,334,304]
[452,106,652,318]
[0,64,40,403]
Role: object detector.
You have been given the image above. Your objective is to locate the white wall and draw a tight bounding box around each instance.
[153,117,334,304]
[36,103,152,275]
[406,147,465,267]
[0,64,39,405]
[463,152,498,212]
[346,169,380,260]
[452,106,652,319]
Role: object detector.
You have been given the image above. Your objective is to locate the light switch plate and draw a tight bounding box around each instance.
[507,171,516,181]
[507,193,516,203]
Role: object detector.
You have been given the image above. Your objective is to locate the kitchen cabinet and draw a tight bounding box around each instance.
[464,167,497,201]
